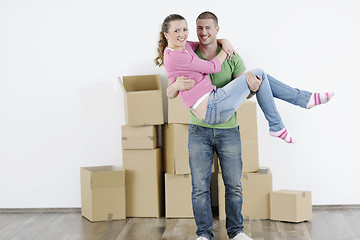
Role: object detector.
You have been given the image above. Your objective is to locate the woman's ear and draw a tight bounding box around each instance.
[163,32,168,40]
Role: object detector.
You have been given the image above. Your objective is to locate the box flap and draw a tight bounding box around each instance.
[81,166,125,189]
[122,74,161,92]
[276,190,310,196]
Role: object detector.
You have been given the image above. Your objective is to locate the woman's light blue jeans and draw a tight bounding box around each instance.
[203,68,312,132]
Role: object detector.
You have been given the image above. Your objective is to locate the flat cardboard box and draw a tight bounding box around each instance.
[122,125,157,149]
[122,148,163,218]
[120,74,164,126]
[236,101,259,173]
[168,95,190,124]
[165,173,193,218]
[270,190,312,223]
[81,166,125,222]
[163,123,190,174]
[218,167,272,220]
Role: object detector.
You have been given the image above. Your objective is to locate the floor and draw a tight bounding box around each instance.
[0,207,359,240]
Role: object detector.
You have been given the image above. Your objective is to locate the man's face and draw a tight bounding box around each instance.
[196,18,219,46]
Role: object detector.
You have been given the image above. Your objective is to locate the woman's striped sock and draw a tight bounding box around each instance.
[270,128,295,144]
[306,92,335,109]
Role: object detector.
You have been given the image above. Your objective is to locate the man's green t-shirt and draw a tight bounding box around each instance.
[189,44,247,129]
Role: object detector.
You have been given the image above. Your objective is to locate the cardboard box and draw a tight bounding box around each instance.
[120,74,164,126]
[236,101,259,173]
[80,166,125,222]
[163,123,216,174]
[237,101,258,142]
[218,167,272,220]
[122,148,163,218]
[270,190,312,223]
[165,173,193,218]
[163,123,190,174]
[168,95,190,124]
[122,125,157,149]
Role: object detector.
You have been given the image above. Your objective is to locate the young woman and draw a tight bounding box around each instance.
[155,14,334,143]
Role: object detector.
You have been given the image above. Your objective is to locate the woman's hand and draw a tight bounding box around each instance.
[246,72,262,93]
[218,39,236,60]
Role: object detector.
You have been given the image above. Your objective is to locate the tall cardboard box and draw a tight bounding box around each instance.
[80,166,125,222]
[168,95,190,124]
[165,173,193,218]
[122,125,158,149]
[217,172,226,221]
[218,168,272,220]
[120,74,164,126]
[270,190,312,223]
[123,148,163,217]
[236,101,259,173]
[163,123,190,174]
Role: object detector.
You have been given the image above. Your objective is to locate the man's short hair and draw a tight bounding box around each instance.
[196,11,218,26]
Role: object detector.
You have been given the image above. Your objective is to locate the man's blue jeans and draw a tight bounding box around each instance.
[204,68,312,131]
[188,124,243,239]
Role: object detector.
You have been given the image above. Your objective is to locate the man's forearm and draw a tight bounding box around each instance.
[167,83,179,99]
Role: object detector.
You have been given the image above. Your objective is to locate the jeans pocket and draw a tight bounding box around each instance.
[189,124,198,133]
[217,108,235,125]
[229,125,240,132]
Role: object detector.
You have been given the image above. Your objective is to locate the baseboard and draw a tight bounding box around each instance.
[1,205,359,213]
[312,204,360,209]
[0,208,81,213]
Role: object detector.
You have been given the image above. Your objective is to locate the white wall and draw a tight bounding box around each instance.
[0,0,359,208]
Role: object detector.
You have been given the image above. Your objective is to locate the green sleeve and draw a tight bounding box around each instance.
[231,54,246,77]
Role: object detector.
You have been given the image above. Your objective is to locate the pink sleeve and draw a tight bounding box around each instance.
[186,41,199,51]
[168,50,221,74]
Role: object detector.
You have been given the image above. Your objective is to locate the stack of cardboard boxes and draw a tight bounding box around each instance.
[218,101,273,220]
[163,94,194,218]
[120,74,164,218]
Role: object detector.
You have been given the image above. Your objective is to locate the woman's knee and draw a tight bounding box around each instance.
[249,68,266,77]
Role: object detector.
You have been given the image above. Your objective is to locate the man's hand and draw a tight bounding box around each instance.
[167,76,195,99]
[173,76,195,91]
[246,72,262,92]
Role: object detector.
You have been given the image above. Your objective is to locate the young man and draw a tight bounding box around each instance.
[189,12,255,240]
[167,11,258,240]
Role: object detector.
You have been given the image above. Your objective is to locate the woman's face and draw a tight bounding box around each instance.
[164,20,188,50]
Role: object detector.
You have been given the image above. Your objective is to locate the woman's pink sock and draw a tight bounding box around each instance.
[306,92,335,109]
[270,128,295,144]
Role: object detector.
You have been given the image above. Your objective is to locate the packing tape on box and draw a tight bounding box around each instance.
[243,173,248,180]
[302,192,306,197]
[148,136,154,141]
[107,213,113,221]
[258,167,269,174]
[122,136,127,140]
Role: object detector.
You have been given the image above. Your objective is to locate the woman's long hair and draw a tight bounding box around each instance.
[154,14,186,66]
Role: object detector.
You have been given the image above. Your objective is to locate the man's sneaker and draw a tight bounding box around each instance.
[230,232,253,240]
[196,237,209,240]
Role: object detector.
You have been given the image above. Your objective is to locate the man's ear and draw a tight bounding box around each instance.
[216,26,220,33]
